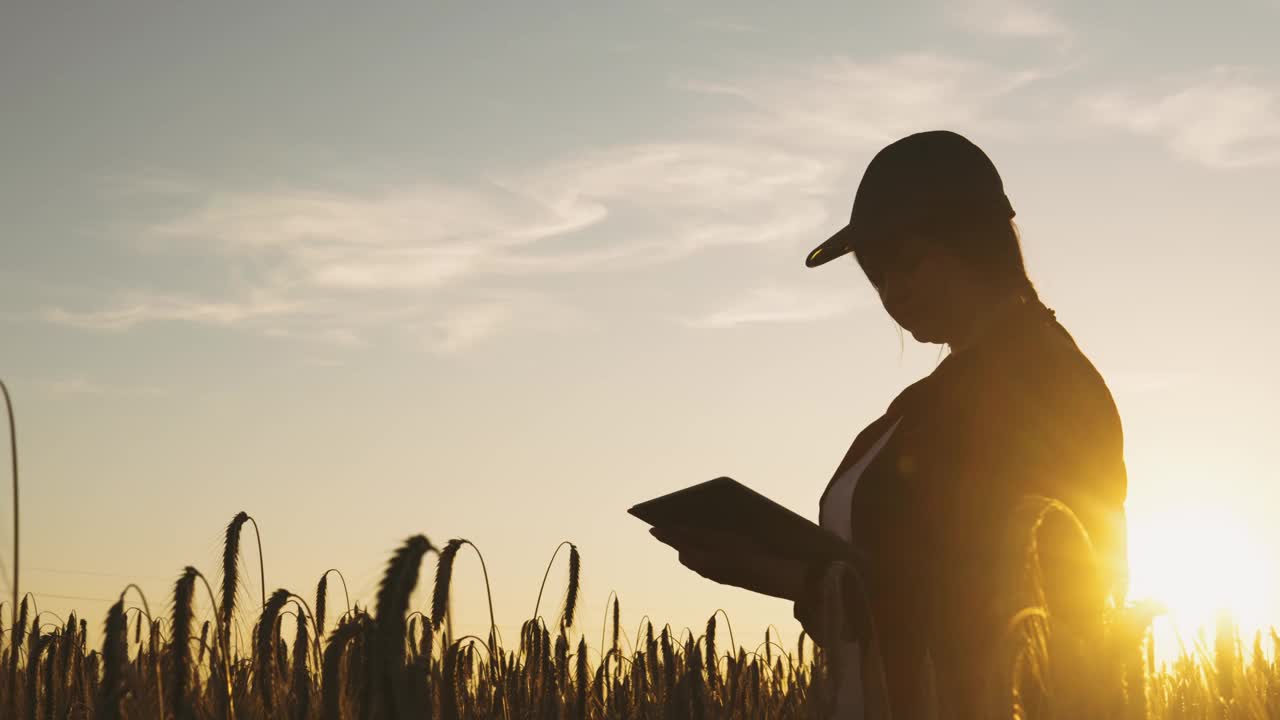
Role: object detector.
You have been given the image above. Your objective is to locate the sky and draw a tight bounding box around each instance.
[3,0,1279,657]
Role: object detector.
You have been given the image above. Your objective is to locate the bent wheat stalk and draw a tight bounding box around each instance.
[532,541,581,631]
[0,380,17,644]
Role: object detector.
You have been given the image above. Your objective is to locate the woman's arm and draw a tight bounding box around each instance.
[650,523,870,650]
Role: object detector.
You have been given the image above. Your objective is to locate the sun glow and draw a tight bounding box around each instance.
[1125,505,1278,662]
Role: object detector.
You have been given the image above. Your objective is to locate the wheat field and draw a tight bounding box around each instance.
[1,507,1278,719]
[3,378,1278,719]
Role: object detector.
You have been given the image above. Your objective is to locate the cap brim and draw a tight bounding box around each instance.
[805,224,858,268]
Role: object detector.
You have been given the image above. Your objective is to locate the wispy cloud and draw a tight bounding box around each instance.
[50,141,836,345]
[410,289,588,354]
[143,181,606,287]
[681,285,869,329]
[260,325,366,348]
[1082,67,1280,168]
[509,141,835,266]
[427,303,515,354]
[34,376,165,397]
[680,52,1044,149]
[692,18,758,34]
[52,52,1049,349]
[44,291,303,331]
[949,0,1072,41]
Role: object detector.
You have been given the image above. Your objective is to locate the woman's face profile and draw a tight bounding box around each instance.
[860,233,958,345]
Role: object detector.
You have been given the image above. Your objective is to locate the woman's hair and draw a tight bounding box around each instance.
[943,217,1039,299]
[852,217,1039,302]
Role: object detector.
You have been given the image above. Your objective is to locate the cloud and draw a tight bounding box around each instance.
[1082,67,1280,168]
[44,291,303,331]
[34,376,165,397]
[508,141,835,266]
[260,326,366,347]
[692,18,758,34]
[56,147,838,349]
[949,0,1072,41]
[55,52,1048,350]
[680,52,1043,149]
[681,285,869,329]
[105,142,839,289]
[144,181,608,289]
[426,303,514,354]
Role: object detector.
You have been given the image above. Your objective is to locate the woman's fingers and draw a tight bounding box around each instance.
[678,546,736,584]
[652,528,735,584]
[650,524,744,553]
[650,525,788,592]
[648,526,690,551]
[649,524,700,547]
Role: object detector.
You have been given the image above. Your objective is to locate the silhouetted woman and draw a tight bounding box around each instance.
[651,130,1128,718]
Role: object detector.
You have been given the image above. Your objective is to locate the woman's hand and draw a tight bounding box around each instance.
[648,524,806,601]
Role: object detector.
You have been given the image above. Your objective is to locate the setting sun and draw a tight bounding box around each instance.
[1127,504,1278,661]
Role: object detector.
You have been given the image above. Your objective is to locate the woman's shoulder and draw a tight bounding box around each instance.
[885,312,1122,431]
[995,316,1125,435]
[1031,318,1117,395]
[884,368,951,420]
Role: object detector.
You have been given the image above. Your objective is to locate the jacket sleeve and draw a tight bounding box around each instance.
[792,555,873,648]
[792,559,826,642]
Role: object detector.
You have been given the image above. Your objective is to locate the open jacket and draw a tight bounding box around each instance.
[793,294,1128,714]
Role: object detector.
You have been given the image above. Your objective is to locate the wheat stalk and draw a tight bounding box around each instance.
[170,567,198,720]
[374,534,434,717]
[254,588,291,713]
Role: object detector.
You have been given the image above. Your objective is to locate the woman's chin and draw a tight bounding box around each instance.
[907,326,946,345]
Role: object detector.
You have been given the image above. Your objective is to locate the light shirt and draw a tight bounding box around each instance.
[820,416,903,541]
[817,416,902,719]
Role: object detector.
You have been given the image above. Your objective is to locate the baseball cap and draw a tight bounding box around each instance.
[805,130,1016,268]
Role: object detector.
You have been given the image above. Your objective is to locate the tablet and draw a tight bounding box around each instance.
[628,476,862,565]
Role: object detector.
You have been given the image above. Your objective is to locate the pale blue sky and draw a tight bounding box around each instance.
[3,1,1279,651]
